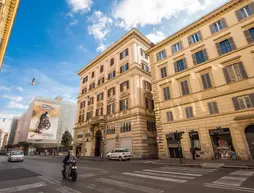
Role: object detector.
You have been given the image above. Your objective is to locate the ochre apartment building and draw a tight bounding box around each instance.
[74,29,157,159]
[0,0,19,69]
[147,0,254,160]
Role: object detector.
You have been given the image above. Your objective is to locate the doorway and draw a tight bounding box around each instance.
[245,125,254,159]
[94,130,102,157]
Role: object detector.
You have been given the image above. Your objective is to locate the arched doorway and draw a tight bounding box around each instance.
[245,125,254,159]
[94,130,102,157]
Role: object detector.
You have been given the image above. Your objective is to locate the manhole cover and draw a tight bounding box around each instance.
[0,168,40,182]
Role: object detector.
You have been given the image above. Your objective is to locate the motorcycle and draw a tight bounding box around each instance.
[62,160,78,181]
[37,117,51,131]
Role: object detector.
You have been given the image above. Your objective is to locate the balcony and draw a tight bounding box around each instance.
[88,115,106,125]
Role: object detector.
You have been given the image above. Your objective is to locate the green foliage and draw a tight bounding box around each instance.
[61,131,73,147]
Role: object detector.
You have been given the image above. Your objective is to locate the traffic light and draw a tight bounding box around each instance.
[174,131,185,141]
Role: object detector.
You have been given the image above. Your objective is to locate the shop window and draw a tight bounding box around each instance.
[189,132,201,149]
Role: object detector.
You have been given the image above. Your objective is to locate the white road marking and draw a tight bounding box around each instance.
[135,171,195,180]
[212,176,247,186]
[79,173,98,178]
[56,186,81,193]
[205,183,254,193]
[0,182,46,193]
[230,170,254,177]
[143,169,202,177]
[97,178,164,193]
[78,166,104,171]
[123,172,187,183]
[38,176,60,185]
[86,184,126,193]
[158,166,217,173]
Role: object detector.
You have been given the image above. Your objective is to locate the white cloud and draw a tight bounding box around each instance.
[0,85,10,92]
[16,87,24,91]
[67,0,92,12]
[146,31,166,43]
[78,45,86,52]
[96,43,107,53]
[113,0,227,29]
[3,95,23,102]
[70,19,78,26]
[7,101,28,109]
[88,11,113,40]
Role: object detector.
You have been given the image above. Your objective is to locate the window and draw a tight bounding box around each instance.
[96,108,103,116]
[163,87,171,100]
[91,71,95,78]
[98,77,105,86]
[140,48,145,57]
[232,94,254,110]
[97,92,104,102]
[100,65,104,73]
[120,81,129,92]
[82,88,87,94]
[89,83,95,90]
[147,121,156,132]
[110,58,114,66]
[172,42,182,53]
[185,107,194,119]
[108,87,115,97]
[120,99,128,111]
[80,101,85,109]
[77,133,83,139]
[88,97,94,105]
[201,73,213,89]
[244,28,254,44]
[208,102,219,115]
[120,122,131,133]
[223,62,248,83]
[120,49,128,60]
[188,32,202,45]
[156,50,166,61]
[107,103,115,114]
[144,81,152,91]
[236,4,253,21]
[120,63,129,73]
[82,76,88,83]
[145,98,154,110]
[106,126,115,135]
[210,18,227,34]
[193,49,208,65]
[86,111,93,120]
[108,71,116,80]
[160,67,167,78]
[166,111,174,122]
[216,38,236,56]
[180,80,190,96]
[174,58,186,73]
[142,63,149,72]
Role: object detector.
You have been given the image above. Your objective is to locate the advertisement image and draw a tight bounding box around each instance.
[28,101,60,140]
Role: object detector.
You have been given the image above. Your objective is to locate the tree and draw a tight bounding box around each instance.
[61,131,73,147]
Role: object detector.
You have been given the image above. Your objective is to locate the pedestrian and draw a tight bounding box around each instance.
[190,146,196,160]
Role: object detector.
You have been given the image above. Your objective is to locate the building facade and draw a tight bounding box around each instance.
[7,117,18,147]
[0,0,20,69]
[147,0,254,160]
[74,29,157,159]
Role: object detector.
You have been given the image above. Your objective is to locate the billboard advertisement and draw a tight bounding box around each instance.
[28,101,60,140]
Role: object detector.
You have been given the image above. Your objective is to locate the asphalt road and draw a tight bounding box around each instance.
[0,156,254,193]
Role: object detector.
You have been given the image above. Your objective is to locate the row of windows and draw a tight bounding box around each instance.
[120,122,132,133]
[166,93,254,122]
[156,3,254,62]
[147,121,156,132]
[162,61,248,100]
[105,127,115,135]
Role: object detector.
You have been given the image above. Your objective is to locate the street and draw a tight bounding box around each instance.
[0,156,254,193]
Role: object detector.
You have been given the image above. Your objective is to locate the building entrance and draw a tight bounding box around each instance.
[245,125,254,159]
[94,130,102,157]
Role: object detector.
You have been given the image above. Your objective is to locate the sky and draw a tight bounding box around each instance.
[0,0,229,131]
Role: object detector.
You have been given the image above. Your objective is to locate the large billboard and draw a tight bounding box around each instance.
[28,101,60,140]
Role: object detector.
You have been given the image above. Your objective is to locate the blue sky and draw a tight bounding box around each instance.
[0,0,228,131]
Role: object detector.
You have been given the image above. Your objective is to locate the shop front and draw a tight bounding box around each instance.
[166,134,181,158]
[209,128,235,160]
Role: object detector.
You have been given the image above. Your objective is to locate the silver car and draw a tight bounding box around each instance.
[8,150,24,162]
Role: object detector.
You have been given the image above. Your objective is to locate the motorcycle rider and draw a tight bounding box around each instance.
[63,150,76,176]
[39,111,48,126]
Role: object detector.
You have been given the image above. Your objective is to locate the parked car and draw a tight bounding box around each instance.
[8,150,24,162]
[106,148,132,161]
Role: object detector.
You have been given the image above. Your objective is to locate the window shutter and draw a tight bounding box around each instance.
[126,63,129,70]
[208,102,213,114]
[216,43,223,56]
[120,84,123,92]
[201,74,208,89]
[250,2,254,14]
[102,77,104,83]
[238,62,248,79]
[209,24,215,34]
[244,29,253,44]
[126,81,129,89]
[235,10,243,21]
[126,49,128,56]
[228,37,236,50]
[249,93,254,107]
[214,102,219,114]
[206,74,212,88]
[221,18,228,29]
[189,107,193,117]
[171,45,175,54]
[140,48,143,56]
[179,41,183,50]
[156,53,160,61]
[185,108,190,118]
[112,103,115,113]
[126,99,128,109]
[202,48,209,61]
[113,71,115,77]
[192,53,197,65]
[197,31,203,41]
[188,36,193,45]
[107,105,110,114]
[174,62,178,73]
[185,81,190,94]
[120,66,123,73]
[232,97,240,110]
[181,82,185,96]
[120,52,123,60]
[223,67,231,83]
[108,89,110,97]
[166,112,170,121]
[120,100,123,110]
[183,58,187,69]
[97,94,99,102]
[108,73,110,80]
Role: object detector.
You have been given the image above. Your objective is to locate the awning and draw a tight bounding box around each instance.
[234,114,254,121]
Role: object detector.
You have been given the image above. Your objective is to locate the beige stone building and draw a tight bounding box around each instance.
[147,0,254,160]
[0,0,20,69]
[74,29,157,159]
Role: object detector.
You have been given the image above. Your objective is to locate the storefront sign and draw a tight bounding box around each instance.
[209,128,230,135]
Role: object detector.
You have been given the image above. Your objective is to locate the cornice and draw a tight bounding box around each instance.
[78,29,152,76]
[146,0,247,54]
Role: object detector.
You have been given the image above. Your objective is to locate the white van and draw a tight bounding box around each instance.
[8,150,24,162]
